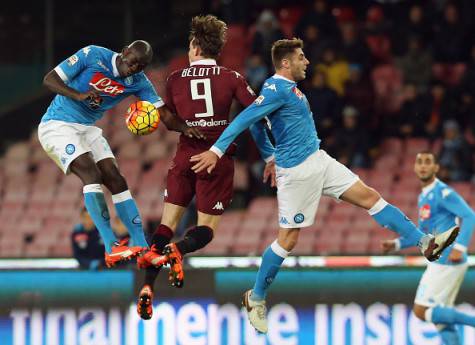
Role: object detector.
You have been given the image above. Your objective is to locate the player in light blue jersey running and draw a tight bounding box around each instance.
[190,38,459,333]
[38,40,203,267]
[383,151,475,345]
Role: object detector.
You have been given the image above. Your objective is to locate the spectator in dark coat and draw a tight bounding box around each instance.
[295,0,338,40]
[339,22,371,72]
[251,10,284,69]
[433,3,466,63]
[331,106,370,168]
[306,70,342,139]
[396,36,433,93]
[438,120,473,181]
[71,208,105,270]
[397,84,431,138]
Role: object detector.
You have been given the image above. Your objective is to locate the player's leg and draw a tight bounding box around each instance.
[173,211,217,255]
[414,305,461,344]
[340,179,457,260]
[161,155,235,288]
[413,263,471,344]
[137,202,185,320]
[37,120,118,253]
[163,211,219,289]
[69,154,118,253]
[137,151,195,319]
[251,227,298,300]
[97,157,148,248]
[244,153,322,334]
[318,150,454,260]
[339,179,427,246]
[242,227,298,334]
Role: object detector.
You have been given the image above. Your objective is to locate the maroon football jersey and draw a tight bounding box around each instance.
[165,60,256,148]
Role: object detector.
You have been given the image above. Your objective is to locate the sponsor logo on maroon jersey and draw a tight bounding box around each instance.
[185,119,228,127]
[293,87,304,99]
[89,72,125,96]
[419,204,431,220]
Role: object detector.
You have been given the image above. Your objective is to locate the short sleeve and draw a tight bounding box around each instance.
[135,75,164,109]
[164,75,176,113]
[233,71,256,107]
[55,46,93,82]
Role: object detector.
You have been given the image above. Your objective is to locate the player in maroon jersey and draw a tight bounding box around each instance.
[136,15,257,319]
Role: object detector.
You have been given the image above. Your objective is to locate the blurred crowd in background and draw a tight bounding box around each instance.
[1,0,475,259]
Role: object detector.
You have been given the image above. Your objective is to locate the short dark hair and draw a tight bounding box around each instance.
[417,150,439,163]
[189,15,227,59]
[271,38,304,69]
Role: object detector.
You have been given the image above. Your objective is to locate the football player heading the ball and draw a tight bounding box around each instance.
[39,40,203,267]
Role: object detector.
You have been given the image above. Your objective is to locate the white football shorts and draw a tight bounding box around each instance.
[415,262,468,307]
[38,120,114,174]
[276,149,359,228]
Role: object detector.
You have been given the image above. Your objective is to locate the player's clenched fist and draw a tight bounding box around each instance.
[190,151,218,173]
[77,89,101,102]
[381,239,397,253]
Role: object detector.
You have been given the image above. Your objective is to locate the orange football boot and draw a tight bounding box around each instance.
[163,243,184,288]
[137,284,153,320]
[105,238,145,268]
[136,245,169,269]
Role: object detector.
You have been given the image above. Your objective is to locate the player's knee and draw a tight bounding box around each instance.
[413,305,427,321]
[70,160,102,185]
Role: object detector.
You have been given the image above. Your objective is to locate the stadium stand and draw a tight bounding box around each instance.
[1,1,475,258]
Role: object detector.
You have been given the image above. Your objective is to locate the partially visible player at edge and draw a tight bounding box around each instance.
[190,38,459,333]
[382,152,475,345]
[135,15,258,320]
[39,40,203,267]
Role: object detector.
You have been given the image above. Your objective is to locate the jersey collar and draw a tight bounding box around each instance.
[421,178,439,195]
[272,74,296,83]
[112,53,120,77]
[190,59,217,66]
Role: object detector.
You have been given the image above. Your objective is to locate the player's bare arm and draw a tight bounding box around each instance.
[190,150,218,173]
[43,69,100,102]
[263,160,276,187]
[381,239,397,253]
[158,105,205,139]
[448,248,464,263]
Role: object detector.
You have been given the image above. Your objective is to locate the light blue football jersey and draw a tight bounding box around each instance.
[211,74,320,168]
[418,179,475,264]
[41,45,163,125]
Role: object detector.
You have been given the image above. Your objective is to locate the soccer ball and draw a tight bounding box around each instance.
[125,100,160,135]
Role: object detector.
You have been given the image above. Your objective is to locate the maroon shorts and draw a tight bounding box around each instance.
[164,143,234,215]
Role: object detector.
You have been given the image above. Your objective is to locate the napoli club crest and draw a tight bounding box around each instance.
[419,204,431,220]
[294,213,305,224]
[65,144,76,155]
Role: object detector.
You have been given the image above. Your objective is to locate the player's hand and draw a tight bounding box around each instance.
[263,160,276,187]
[381,240,397,253]
[448,248,464,263]
[183,126,206,140]
[190,150,218,174]
[77,89,101,102]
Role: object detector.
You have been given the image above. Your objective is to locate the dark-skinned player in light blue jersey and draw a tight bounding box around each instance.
[39,40,203,267]
[189,38,459,333]
[383,151,475,345]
